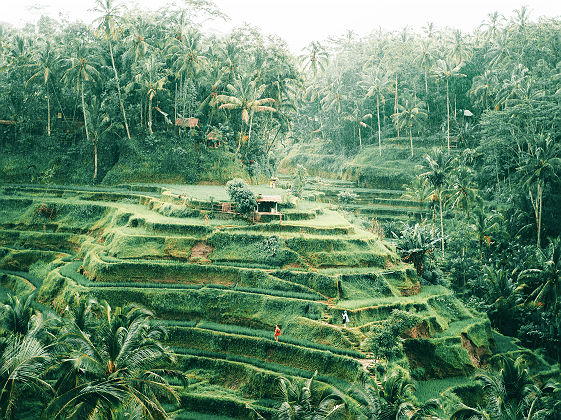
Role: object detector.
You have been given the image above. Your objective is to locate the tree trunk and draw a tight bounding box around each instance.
[358,124,362,149]
[395,72,399,136]
[81,80,90,142]
[94,141,98,180]
[377,96,382,156]
[148,94,153,134]
[410,127,414,157]
[246,110,254,151]
[108,39,131,140]
[47,94,51,136]
[537,181,543,248]
[439,191,445,256]
[446,78,450,152]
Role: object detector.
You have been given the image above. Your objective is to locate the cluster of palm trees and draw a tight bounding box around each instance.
[0,294,182,419]
[296,7,561,158]
[0,0,299,179]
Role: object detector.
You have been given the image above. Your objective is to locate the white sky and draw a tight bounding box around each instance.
[3,1,561,53]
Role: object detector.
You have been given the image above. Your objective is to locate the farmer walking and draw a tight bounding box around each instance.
[274,325,281,342]
[342,310,350,328]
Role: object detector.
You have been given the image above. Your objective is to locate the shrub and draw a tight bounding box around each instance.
[226,179,257,216]
[337,191,358,204]
[292,165,308,198]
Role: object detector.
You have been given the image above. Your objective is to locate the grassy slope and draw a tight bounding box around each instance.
[0,182,508,417]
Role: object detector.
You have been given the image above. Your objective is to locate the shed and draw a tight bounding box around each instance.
[257,195,281,214]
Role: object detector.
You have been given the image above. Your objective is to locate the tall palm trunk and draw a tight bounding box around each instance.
[358,124,362,149]
[377,96,382,156]
[82,80,90,142]
[395,72,399,136]
[46,94,51,136]
[439,191,445,256]
[409,127,414,157]
[148,93,153,134]
[94,141,98,180]
[108,39,131,140]
[246,110,254,151]
[446,78,450,152]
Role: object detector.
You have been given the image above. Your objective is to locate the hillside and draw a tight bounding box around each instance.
[0,181,525,418]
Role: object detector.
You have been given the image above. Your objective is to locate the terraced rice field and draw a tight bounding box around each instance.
[0,182,494,418]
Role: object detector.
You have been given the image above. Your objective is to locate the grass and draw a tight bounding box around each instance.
[414,376,473,402]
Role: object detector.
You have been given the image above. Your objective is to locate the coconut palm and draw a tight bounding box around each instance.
[137,54,167,134]
[85,96,122,180]
[431,59,466,151]
[276,371,347,420]
[62,43,101,145]
[472,356,541,419]
[518,238,561,320]
[1,294,35,337]
[214,75,276,153]
[343,106,372,149]
[26,41,57,136]
[469,70,499,111]
[392,98,427,157]
[46,303,182,420]
[402,176,433,222]
[361,68,392,156]
[299,41,328,80]
[377,370,416,420]
[415,39,435,98]
[516,134,561,248]
[0,332,53,419]
[92,0,131,140]
[421,148,453,256]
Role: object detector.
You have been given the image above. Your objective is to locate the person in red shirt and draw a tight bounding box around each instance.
[274,325,281,342]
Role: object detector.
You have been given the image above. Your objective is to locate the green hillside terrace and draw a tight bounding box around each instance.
[0,183,501,417]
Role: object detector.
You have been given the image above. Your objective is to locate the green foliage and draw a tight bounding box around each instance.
[226,178,257,216]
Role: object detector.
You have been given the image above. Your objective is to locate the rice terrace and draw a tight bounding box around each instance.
[1,0,561,419]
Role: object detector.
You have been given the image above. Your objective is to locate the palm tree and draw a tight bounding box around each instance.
[472,356,540,419]
[447,160,479,218]
[421,148,452,256]
[166,28,208,121]
[47,303,182,420]
[1,294,35,336]
[431,59,466,152]
[92,0,131,140]
[415,40,435,99]
[276,371,347,419]
[402,176,433,222]
[518,238,561,356]
[62,43,101,145]
[392,98,427,157]
[516,135,561,248]
[0,332,53,419]
[214,75,276,153]
[137,54,167,134]
[479,11,505,42]
[361,68,391,156]
[26,41,57,136]
[469,70,499,111]
[85,96,122,180]
[343,106,372,149]
[299,41,328,80]
[377,370,416,419]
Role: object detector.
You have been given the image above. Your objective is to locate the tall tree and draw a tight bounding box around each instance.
[361,69,391,156]
[93,0,131,140]
[432,59,466,151]
[214,76,276,153]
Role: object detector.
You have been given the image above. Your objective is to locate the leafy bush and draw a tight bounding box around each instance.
[337,191,359,204]
[226,179,257,216]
